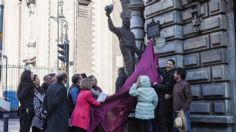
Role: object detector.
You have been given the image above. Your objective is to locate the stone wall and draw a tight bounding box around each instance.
[144,0,236,131]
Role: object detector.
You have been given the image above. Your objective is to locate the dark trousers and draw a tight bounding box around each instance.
[32,126,43,132]
[138,119,154,132]
[156,95,173,132]
[74,126,86,132]
[19,110,34,132]
[69,126,77,132]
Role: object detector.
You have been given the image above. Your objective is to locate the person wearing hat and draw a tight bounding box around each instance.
[173,67,192,132]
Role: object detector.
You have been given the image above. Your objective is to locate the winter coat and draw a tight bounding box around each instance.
[152,67,175,116]
[44,82,69,132]
[71,90,101,130]
[17,82,35,116]
[129,75,158,120]
[115,72,127,92]
[41,83,49,93]
[153,67,175,94]
[32,87,45,130]
[17,82,35,132]
[68,84,80,116]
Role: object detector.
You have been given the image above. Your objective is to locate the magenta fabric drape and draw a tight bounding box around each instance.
[91,41,160,132]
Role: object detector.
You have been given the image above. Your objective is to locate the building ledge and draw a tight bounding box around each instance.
[23,56,36,65]
[191,115,235,124]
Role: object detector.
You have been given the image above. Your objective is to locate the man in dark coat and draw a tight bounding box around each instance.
[43,72,69,132]
[153,59,176,132]
[41,73,56,93]
[41,74,51,92]
[115,67,127,93]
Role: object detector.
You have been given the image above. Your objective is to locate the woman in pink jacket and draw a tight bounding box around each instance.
[71,78,102,132]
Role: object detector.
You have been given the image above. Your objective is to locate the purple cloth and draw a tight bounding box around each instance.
[91,41,160,132]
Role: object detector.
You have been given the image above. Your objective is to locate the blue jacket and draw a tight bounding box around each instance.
[129,75,158,120]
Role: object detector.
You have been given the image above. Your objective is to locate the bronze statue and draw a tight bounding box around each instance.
[105,4,136,76]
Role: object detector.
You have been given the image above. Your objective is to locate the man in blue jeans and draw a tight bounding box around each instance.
[172,67,192,132]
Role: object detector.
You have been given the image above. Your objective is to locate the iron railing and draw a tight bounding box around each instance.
[0,65,53,111]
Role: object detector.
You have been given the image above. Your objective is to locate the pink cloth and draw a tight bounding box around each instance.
[71,90,101,130]
[91,41,160,132]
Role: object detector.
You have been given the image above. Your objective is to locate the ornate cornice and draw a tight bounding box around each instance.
[26,41,36,47]
[188,0,209,33]
[23,56,36,66]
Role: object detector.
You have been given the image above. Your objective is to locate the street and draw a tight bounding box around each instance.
[0,119,20,132]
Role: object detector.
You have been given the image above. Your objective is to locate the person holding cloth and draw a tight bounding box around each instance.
[129,75,158,132]
[153,59,176,132]
[71,78,102,132]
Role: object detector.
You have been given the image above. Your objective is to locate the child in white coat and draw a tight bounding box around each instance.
[129,75,158,132]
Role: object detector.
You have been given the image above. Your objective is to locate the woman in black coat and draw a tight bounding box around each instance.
[17,70,35,132]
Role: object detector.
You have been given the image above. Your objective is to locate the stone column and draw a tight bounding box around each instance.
[23,0,37,66]
[129,0,144,50]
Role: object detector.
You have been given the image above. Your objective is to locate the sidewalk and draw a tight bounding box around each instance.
[0,119,20,132]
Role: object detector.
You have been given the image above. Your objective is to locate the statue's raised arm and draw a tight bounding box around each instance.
[105,5,121,36]
[105,4,136,76]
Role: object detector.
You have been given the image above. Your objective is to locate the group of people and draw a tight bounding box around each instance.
[17,70,103,132]
[16,58,192,132]
[128,59,192,132]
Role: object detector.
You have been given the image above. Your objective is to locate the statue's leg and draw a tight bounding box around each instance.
[120,45,135,76]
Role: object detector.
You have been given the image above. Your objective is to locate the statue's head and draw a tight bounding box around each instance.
[123,17,130,28]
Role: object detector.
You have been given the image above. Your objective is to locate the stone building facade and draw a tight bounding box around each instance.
[129,0,236,131]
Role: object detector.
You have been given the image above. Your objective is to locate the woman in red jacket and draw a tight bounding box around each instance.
[71,78,102,132]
